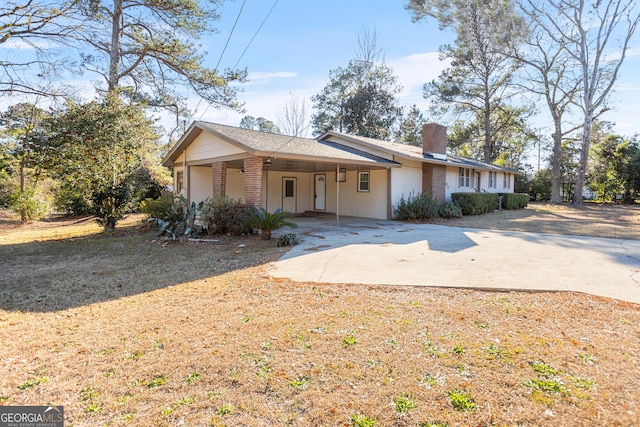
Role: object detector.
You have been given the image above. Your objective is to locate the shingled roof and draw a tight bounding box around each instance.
[163,121,519,174]
[320,131,521,174]
[163,121,400,168]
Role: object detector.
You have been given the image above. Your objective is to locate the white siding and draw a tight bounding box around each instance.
[261,170,311,214]
[226,168,245,201]
[446,167,515,201]
[175,132,244,164]
[390,164,422,208]
[328,169,388,219]
[189,165,212,203]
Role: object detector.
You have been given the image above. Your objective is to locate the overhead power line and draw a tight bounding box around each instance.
[197,0,247,121]
[233,0,279,69]
[215,0,247,71]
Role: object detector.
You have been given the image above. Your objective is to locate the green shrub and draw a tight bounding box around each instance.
[239,208,297,240]
[393,192,440,220]
[502,193,529,210]
[140,193,174,220]
[9,189,49,222]
[199,196,253,236]
[276,233,300,247]
[151,196,206,240]
[438,202,463,218]
[451,193,498,216]
[91,183,131,231]
[53,183,91,215]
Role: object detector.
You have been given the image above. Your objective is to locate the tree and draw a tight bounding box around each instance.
[277,94,309,137]
[526,0,640,205]
[0,103,48,192]
[311,60,403,139]
[239,116,280,134]
[32,93,160,230]
[76,0,246,114]
[0,1,80,96]
[1,0,247,137]
[512,3,583,204]
[395,105,428,146]
[407,0,526,162]
[447,105,538,165]
[589,125,640,203]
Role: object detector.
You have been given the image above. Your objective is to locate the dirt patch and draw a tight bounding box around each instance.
[1,206,639,426]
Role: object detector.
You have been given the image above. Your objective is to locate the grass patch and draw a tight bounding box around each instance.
[0,207,639,426]
[446,389,476,411]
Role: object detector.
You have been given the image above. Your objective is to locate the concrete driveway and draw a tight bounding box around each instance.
[268,216,640,304]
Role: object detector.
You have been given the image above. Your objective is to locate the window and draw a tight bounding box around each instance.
[284,179,294,197]
[489,171,497,188]
[503,172,511,189]
[358,171,370,192]
[458,168,470,188]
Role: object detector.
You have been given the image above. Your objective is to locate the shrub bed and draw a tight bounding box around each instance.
[200,196,253,236]
[393,193,463,220]
[451,192,499,216]
[393,192,440,220]
[502,193,529,210]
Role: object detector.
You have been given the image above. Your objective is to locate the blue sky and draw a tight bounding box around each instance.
[195,0,454,130]
[197,0,640,144]
[2,0,638,158]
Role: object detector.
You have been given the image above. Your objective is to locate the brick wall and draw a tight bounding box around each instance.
[243,157,263,208]
[422,123,448,203]
[422,123,447,155]
[212,161,227,197]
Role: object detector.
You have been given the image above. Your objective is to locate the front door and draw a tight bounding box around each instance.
[282,177,297,213]
[314,174,326,210]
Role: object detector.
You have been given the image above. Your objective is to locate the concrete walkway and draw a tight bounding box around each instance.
[268,216,640,304]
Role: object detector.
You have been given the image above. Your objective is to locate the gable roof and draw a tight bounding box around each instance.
[163,121,520,174]
[320,131,521,174]
[162,121,400,168]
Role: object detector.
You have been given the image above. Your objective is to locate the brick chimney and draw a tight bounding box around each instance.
[422,123,447,158]
[421,123,448,203]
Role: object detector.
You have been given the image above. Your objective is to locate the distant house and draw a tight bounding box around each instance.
[162,122,519,220]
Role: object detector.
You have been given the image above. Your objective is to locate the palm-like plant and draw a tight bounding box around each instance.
[240,208,297,240]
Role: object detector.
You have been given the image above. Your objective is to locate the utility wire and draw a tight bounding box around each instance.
[233,0,279,70]
[215,0,247,71]
[197,0,247,121]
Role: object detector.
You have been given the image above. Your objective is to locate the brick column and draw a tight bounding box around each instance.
[422,163,447,203]
[243,157,263,208]
[422,123,448,203]
[212,161,227,197]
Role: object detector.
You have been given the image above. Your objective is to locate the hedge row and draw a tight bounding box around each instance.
[451,192,530,216]
[502,193,529,210]
[451,193,498,215]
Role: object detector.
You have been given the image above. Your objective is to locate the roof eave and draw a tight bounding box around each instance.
[161,121,260,167]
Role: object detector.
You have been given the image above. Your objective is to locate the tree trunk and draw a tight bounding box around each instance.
[108,0,123,92]
[103,216,117,232]
[483,95,492,163]
[19,161,25,193]
[550,124,563,204]
[572,115,593,206]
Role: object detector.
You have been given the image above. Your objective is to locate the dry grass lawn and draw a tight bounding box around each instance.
[1,204,639,427]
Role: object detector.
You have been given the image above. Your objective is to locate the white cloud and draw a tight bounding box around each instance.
[388,51,449,107]
[246,71,298,85]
